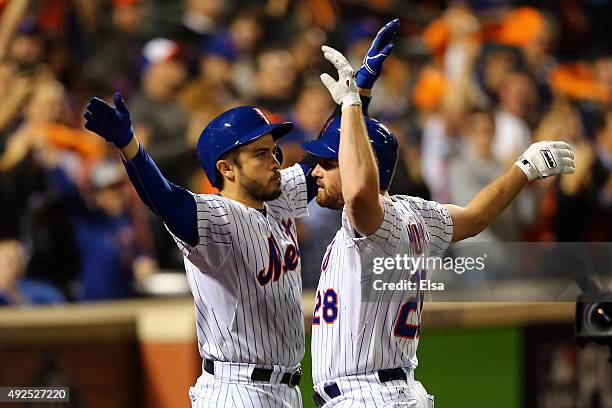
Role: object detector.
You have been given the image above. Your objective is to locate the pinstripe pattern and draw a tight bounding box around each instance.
[168,164,308,407]
[311,195,451,406]
[394,195,453,257]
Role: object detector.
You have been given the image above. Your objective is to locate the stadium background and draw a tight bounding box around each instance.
[0,0,610,407]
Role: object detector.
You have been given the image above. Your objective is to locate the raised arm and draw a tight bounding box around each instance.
[83,93,198,246]
[446,141,576,241]
[299,19,399,203]
[320,46,383,236]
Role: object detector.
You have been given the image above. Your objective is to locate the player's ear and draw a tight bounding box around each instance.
[216,160,235,184]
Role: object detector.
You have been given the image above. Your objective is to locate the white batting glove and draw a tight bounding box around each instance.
[320,46,361,110]
[515,141,576,181]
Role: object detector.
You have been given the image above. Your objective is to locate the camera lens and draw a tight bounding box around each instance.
[590,302,612,331]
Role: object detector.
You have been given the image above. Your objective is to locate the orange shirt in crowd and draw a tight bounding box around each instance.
[550,63,611,104]
[29,123,105,162]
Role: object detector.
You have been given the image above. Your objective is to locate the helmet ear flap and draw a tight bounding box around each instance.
[273,145,284,165]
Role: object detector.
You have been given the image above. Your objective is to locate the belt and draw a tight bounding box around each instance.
[204,359,302,387]
[312,367,407,407]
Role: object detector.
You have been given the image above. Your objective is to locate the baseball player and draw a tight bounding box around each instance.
[83,97,311,407]
[81,19,399,408]
[304,46,576,407]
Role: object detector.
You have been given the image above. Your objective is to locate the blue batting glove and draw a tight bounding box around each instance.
[83,92,134,148]
[355,18,400,89]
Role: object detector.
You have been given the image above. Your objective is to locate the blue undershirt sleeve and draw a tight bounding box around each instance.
[123,144,198,246]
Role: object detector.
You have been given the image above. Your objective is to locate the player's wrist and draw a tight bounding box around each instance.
[114,127,135,149]
[119,134,140,161]
[340,93,362,110]
[515,157,538,181]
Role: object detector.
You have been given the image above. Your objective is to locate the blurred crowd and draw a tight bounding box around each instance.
[0,0,610,305]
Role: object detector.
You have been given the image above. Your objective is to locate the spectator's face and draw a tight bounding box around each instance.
[0,241,24,289]
[534,106,575,144]
[311,159,343,210]
[26,81,65,123]
[256,50,296,99]
[10,34,43,71]
[200,55,234,85]
[113,4,142,35]
[499,74,537,118]
[230,16,262,52]
[294,87,334,131]
[144,60,187,100]
[220,135,283,201]
[187,0,223,19]
[466,113,495,156]
[483,51,516,96]
[291,28,326,73]
[445,6,479,39]
[93,183,126,216]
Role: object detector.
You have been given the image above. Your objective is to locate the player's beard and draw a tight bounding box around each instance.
[240,172,282,202]
[315,183,344,210]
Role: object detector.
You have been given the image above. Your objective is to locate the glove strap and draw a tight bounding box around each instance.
[340,93,362,110]
[515,157,537,181]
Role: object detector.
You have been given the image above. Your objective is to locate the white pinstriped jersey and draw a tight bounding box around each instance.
[311,195,453,385]
[170,164,308,369]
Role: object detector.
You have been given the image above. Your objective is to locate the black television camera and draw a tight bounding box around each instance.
[575,292,612,362]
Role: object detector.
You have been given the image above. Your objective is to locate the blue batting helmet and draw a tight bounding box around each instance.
[302,116,398,188]
[197,106,293,187]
